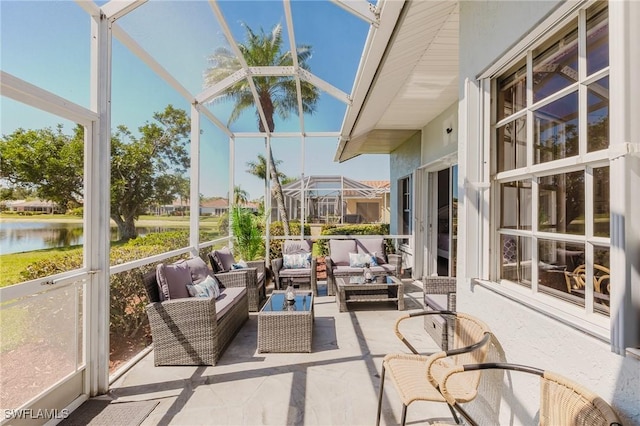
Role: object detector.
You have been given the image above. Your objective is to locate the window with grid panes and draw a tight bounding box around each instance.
[493,2,610,317]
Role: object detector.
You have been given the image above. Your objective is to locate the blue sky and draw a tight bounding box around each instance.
[1,0,390,200]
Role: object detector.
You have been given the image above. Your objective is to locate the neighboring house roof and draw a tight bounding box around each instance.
[200,198,229,208]
[6,199,57,208]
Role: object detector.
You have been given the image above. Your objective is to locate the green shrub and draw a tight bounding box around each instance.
[231,206,264,261]
[67,207,83,216]
[316,223,392,256]
[269,221,311,259]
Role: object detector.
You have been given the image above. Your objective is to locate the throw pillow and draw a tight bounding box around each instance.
[186,256,212,284]
[212,246,235,272]
[232,260,248,269]
[186,275,221,299]
[156,261,192,300]
[283,253,311,269]
[348,252,377,268]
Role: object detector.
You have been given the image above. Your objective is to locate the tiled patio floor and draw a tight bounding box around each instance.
[108,280,455,425]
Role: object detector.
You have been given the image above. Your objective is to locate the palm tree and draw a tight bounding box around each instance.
[205,23,319,235]
[233,185,249,205]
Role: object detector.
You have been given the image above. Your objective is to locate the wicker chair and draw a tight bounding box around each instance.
[271,240,318,295]
[141,270,249,366]
[208,248,266,312]
[423,277,457,350]
[376,311,492,426]
[438,363,623,426]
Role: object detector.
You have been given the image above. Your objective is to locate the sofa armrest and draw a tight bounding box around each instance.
[271,258,283,289]
[246,260,265,276]
[423,277,457,311]
[387,253,402,276]
[215,269,257,289]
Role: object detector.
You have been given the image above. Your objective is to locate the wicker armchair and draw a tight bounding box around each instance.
[271,240,318,295]
[376,311,492,426]
[423,277,457,350]
[208,249,266,312]
[141,270,248,366]
[439,363,623,426]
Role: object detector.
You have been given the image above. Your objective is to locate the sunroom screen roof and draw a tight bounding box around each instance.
[97,0,374,138]
[281,175,389,199]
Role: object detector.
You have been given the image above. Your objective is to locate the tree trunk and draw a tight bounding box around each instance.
[112,214,138,241]
[267,144,290,236]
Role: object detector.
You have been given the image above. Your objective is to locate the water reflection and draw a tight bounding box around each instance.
[0,221,183,254]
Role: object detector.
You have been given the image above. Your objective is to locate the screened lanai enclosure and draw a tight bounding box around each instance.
[0,0,395,417]
[274,176,390,224]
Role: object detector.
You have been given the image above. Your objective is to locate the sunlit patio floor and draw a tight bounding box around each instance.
[107,280,455,425]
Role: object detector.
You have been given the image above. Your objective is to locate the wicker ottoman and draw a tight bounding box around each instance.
[258,291,314,353]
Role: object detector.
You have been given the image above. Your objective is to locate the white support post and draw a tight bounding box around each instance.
[190,104,201,255]
[229,136,235,250]
[609,0,640,354]
[88,9,112,396]
[265,136,271,263]
[300,135,305,237]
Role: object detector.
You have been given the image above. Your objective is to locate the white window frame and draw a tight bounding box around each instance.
[483,1,614,339]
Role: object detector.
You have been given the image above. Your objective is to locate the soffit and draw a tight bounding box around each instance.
[336,1,459,162]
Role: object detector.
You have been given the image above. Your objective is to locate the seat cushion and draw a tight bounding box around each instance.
[356,238,387,265]
[424,294,449,311]
[186,256,213,284]
[283,240,312,254]
[329,240,356,266]
[211,247,235,273]
[215,286,247,321]
[156,260,191,300]
[279,268,312,278]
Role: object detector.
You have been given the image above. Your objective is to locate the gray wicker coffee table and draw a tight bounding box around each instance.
[258,290,314,353]
[335,275,404,312]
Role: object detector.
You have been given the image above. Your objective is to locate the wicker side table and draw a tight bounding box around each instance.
[257,291,314,353]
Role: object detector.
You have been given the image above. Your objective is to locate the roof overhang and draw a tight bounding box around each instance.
[336,0,460,162]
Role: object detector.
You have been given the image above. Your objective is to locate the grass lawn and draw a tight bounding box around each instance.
[0,246,81,287]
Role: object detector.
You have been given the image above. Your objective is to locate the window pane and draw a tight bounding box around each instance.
[539,171,584,235]
[587,6,608,76]
[500,235,532,287]
[587,76,609,153]
[500,180,532,230]
[533,25,578,103]
[593,167,610,237]
[593,246,610,316]
[534,91,579,164]
[538,239,584,306]
[497,64,526,121]
[497,117,527,172]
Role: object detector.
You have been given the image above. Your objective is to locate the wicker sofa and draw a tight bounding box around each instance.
[142,264,249,366]
[423,276,457,350]
[325,237,401,296]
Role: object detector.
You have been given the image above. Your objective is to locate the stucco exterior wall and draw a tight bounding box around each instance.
[421,102,458,166]
[458,1,640,424]
[389,131,421,235]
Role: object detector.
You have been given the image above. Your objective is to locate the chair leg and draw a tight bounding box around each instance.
[376,364,386,426]
[447,403,461,424]
[400,404,407,426]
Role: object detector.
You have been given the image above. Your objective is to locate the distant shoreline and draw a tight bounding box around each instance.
[0,216,199,227]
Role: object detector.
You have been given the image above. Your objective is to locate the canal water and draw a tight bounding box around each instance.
[0,221,183,254]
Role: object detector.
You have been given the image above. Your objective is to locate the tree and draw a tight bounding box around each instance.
[1,124,84,210]
[205,23,319,235]
[234,185,249,205]
[110,105,190,239]
[1,105,191,240]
